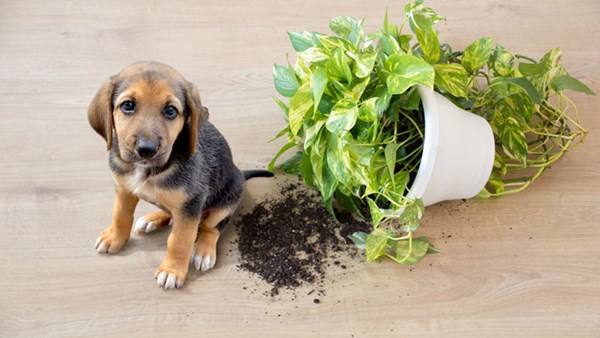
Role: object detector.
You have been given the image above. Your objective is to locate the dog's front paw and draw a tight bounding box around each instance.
[155,260,188,290]
[94,228,129,254]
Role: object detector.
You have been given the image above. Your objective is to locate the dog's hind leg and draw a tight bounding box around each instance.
[191,206,234,272]
[134,210,172,234]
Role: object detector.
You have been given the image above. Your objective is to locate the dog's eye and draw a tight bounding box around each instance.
[163,105,178,120]
[120,100,135,115]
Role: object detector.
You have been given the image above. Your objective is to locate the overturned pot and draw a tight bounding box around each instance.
[407,85,495,206]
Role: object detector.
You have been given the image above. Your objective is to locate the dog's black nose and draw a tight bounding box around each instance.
[135,140,159,159]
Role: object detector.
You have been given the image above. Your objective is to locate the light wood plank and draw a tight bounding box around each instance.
[1,0,599,336]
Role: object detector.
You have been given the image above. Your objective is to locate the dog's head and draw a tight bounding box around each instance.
[88,62,209,166]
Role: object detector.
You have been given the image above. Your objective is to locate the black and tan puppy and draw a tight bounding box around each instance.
[88,62,272,289]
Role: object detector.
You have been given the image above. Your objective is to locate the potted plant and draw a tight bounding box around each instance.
[269,0,594,265]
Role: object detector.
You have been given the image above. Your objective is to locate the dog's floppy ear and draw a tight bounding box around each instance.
[88,77,116,150]
[185,82,209,155]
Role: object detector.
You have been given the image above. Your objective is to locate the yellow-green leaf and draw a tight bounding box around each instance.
[461,37,493,72]
[500,117,528,165]
[288,83,313,136]
[433,63,469,98]
[366,228,389,262]
[391,237,430,266]
[326,98,359,134]
[385,54,435,94]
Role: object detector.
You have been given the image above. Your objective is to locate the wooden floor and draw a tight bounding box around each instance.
[1,0,599,336]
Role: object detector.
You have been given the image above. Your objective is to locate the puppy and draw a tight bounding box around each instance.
[88,62,272,289]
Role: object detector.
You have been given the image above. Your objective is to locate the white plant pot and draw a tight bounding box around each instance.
[407,85,495,206]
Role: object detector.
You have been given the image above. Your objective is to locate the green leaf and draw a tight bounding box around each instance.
[326,98,359,134]
[350,77,370,101]
[327,47,353,83]
[379,34,401,56]
[318,94,336,114]
[384,143,400,186]
[414,25,440,64]
[372,84,393,116]
[494,152,507,176]
[398,34,412,53]
[294,57,312,83]
[298,47,330,63]
[476,188,491,199]
[538,47,563,73]
[399,199,425,232]
[383,7,392,36]
[288,83,313,136]
[268,142,297,171]
[488,169,505,195]
[403,88,422,110]
[335,190,364,218]
[288,31,321,52]
[499,117,528,165]
[317,35,356,54]
[404,1,444,29]
[326,134,352,186]
[497,77,543,105]
[491,45,515,77]
[351,50,377,78]
[273,96,289,115]
[311,67,328,113]
[461,37,493,72]
[518,61,546,76]
[358,97,378,122]
[321,156,339,201]
[385,54,435,94]
[405,1,444,63]
[268,125,289,142]
[273,64,300,97]
[304,119,325,149]
[386,171,409,206]
[433,63,469,98]
[329,16,363,46]
[300,151,315,188]
[280,151,303,175]
[550,74,596,95]
[349,231,368,250]
[427,245,441,254]
[365,30,383,48]
[310,145,324,186]
[366,197,384,228]
[323,197,336,219]
[391,236,430,266]
[366,228,389,262]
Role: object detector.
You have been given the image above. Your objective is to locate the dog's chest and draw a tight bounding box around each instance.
[126,167,158,202]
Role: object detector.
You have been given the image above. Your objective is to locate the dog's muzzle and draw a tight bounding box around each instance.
[135,139,159,159]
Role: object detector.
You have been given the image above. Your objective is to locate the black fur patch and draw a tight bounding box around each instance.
[216,216,231,232]
[182,193,204,219]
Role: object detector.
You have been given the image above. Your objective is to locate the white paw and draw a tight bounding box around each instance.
[95,237,108,253]
[156,271,183,289]
[94,236,121,254]
[191,252,216,272]
[134,217,154,234]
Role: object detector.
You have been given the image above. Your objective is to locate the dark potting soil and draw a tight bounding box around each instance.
[234,178,372,297]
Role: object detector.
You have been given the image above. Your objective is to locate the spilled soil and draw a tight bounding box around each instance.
[234,178,372,297]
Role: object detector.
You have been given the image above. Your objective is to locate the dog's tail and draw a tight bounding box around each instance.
[243,170,275,180]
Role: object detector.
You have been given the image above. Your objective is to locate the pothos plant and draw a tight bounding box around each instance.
[269,0,594,265]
